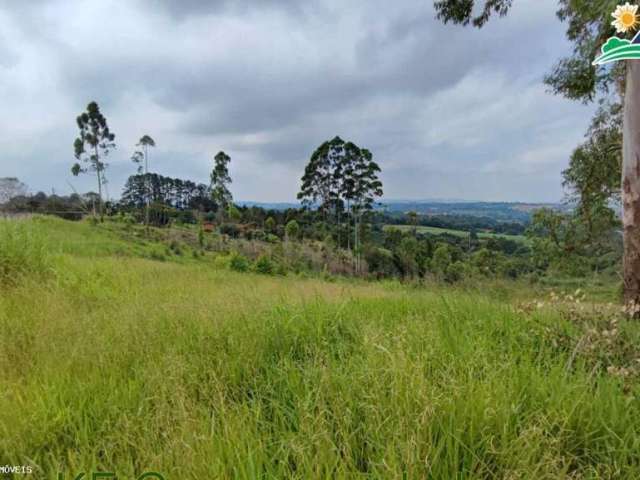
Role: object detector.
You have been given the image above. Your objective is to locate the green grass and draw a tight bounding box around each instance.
[385,224,527,242]
[1,217,639,478]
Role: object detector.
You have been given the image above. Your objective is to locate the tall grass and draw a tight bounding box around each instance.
[0,218,639,478]
[0,218,53,284]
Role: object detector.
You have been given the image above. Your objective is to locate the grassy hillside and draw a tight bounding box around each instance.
[1,217,639,478]
[385,224,527,242]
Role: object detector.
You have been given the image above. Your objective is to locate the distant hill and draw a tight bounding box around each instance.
[237,199,567,222]
[378,201,567,222]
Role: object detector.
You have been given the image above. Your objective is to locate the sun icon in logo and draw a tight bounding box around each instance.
[612,3,640,34]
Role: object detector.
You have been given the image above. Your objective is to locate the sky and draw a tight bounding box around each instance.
[0,0,594,203]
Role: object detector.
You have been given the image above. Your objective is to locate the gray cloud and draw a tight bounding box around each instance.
[140,0,308,19]
[0,0,592,203]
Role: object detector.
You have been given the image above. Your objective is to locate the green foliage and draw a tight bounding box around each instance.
[220,223,241,238]
[168,240,183,256]
[254,254,276,275]
[526,207,620,276]
[229,252,250,272]
[0,219,53,284]
[297,136,383,219]
[265,216,276,233]
[365,247,398,278]
[211,151,232,213]
[148,247,167,262]
[395,236,420,278]
[198,226,205,247]
[72,101,116,218]
[444,260,466,283]
[431,244,452,275]
[285,219,300,241]
[563,101,622,220]
[434,0,513,28]
[121,173,213,215]
[227,204,242,223]
[265,233,280,244]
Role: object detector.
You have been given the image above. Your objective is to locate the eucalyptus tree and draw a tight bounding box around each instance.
[131,135,156,226]
[433,0,640,311]
[210,151,233,219]
[299,137,382,272]
[72,101,116,220]
[341,144,383,272]
[298,136,345,221]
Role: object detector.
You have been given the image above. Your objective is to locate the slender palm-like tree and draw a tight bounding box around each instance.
[131,135,156,227]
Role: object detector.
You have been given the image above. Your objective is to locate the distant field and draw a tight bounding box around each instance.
[0,217,636,478]
[385,224,527,242]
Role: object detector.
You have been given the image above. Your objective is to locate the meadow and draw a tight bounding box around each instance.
[384,224,527,242]
[1,216,639,478]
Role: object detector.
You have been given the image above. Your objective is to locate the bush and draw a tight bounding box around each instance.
[148,248,167,262]
[254,255,275,275]
[0,220,53,284]
[213,254,231,270]
[168,240,183,256]
[229,252,250,272]
[444,261,466,283]
[285,220,300,241]
[265,233,280,244]
[220,223,240,238]
[365,247,398,278]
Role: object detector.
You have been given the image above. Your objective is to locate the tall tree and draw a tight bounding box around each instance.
[563,101,622,239]
[0,178,27,205]
[131,135,156,227]
[72,101,116,220]
[210,151,233,220]
[433,0,640,312]
[341,144,383,272]
[298,136,345,220]
[407,211,419,236]
[298,136,382,272]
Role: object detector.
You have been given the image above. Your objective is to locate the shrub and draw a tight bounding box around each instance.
[265,233,280,244]
[285,220,300,241]
[444,261,466,283]
[213,254,231,270]
[254,255,275,275]
[229,252,250,272]
[148,248,167,261]
[168,240,183,256]
[220,223,240,238]
[265,216,276,233]
[365,247,398,278]
[198,226,205,247]
[432,244,452,274]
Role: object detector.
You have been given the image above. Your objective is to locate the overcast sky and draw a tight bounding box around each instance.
[0,0,593,203]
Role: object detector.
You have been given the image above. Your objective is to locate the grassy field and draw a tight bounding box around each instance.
[1,217,639,478]
[385,224,527,242]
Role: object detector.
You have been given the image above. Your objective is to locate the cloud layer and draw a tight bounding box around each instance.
[0,0,592,202]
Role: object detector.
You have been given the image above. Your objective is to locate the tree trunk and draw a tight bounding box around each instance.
[144,146,150,229]
[96,168,103,221]
[94,145,103,221]
[622,60,640,315]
